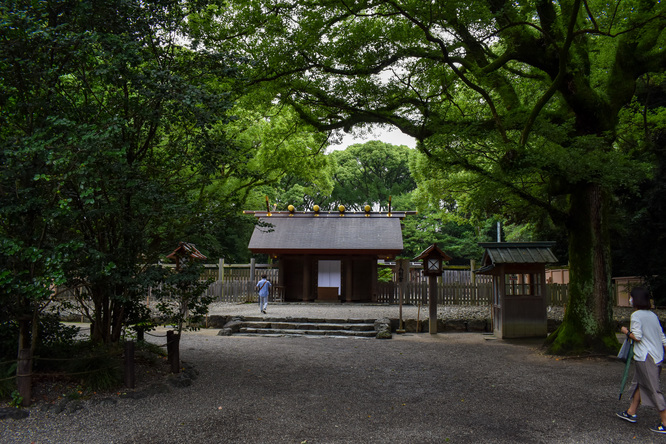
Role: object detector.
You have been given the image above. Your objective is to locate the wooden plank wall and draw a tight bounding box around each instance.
[55,263,570,306]
[376,279,569,306]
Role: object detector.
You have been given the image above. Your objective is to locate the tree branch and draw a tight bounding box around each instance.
[384,0,509,142]
[520,0,583,146]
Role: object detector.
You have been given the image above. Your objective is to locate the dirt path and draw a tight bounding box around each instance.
[2,329,655,443]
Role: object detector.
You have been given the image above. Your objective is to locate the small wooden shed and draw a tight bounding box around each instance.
[475,242,557,339]
[245,209,414,302]
[166,242,207,270]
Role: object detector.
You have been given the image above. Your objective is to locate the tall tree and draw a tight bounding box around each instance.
[1,0,239,344]
[328,141,414,211]
[1,0,333,347]
[173,90,332,262]
[610,75,666,303]
[261,140,413,212]
[203,0,665,353]
[396,197,485,263]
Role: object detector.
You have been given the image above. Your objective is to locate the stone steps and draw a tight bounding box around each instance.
[243,320,375,331]
[220,316,381,338]
[239,327,377,337]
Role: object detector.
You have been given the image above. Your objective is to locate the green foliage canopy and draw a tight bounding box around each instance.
[1,0,240,344]
[328,141,414,211]
[204,0,666,353]
[1,0,334,347]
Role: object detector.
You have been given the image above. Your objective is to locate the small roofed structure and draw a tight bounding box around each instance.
[476,242,558,339]
[167,242,207,270]
[414,243,452,334]
[246,208,415,302]
[413,243,452,276]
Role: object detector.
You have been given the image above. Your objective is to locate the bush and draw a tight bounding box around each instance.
[36,341,122,392]
[0,320,19,362]
[0,362,17,398]
[38,314,79,348]
[0,314,79,363]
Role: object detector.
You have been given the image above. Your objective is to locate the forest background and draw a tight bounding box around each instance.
[1,0,665,359]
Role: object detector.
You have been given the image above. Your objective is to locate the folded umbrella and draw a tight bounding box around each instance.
[618,340,634,400]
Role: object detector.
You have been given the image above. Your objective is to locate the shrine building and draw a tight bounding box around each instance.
[245,206,415,303]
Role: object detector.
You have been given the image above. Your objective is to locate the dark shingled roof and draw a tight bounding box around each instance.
[248,216,404,255]
[479,242,558,267]
[413,243,453,262]
[166,242,207,260]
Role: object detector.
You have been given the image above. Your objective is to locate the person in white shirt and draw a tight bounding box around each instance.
[256,275,271,314]
[617,287,666,434]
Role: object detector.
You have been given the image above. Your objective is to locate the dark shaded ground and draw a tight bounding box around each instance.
[1,329,661,443]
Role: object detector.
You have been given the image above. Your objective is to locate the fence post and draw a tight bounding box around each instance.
[124,340,135,388]
[388,268,395,304]
[429,275,438,334]
[17,348,32,407]
[166,330,180,374]
[220,258,225,301]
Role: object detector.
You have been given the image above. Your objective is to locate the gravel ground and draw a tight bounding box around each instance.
[205,302,649,325]
[205,302,556,323]
[1,304,662,444]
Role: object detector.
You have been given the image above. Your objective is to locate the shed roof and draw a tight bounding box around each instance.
[478,242,557,271]
[248,216,404,256]
[413,243,452,262]
[166,242,206,261]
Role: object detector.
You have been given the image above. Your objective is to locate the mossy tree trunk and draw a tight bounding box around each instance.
[546,183,617,354]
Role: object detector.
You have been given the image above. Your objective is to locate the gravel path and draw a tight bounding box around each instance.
[205,302,645,324]
[1,304,659,443]
[206,302,564,323]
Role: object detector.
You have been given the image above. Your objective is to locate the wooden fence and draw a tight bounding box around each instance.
[377,281,569,306]
[55,262,571,307]
[205,261,280,303]
[206,263,571,307]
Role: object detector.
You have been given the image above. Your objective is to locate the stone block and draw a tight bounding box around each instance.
[376,329,392,339]
[468,319,488,332]
[65,400,84,414]
[221,320,243,333]
[207,315,231,328]
[444,320,467,331]
[404,319,424,332]
[374,317,392,331]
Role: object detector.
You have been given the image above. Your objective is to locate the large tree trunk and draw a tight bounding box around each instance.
[90,287,115,344]
[546,183,617,354]
[111,302,125,343]
[89,286,128,344]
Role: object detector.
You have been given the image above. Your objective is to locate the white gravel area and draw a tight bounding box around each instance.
[206,302,655,324]
[3,303,657,444]
[0,326,652,444]
[207,302,565,322]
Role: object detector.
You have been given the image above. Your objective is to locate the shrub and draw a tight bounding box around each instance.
[38,341,122,392]
[38,314,79,348]
[0,321,18,362]
[0,363,17,398]
[0,314,79,362]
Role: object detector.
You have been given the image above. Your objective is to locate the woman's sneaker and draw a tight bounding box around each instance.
[616,411,637,423]
[650,423,666,434]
